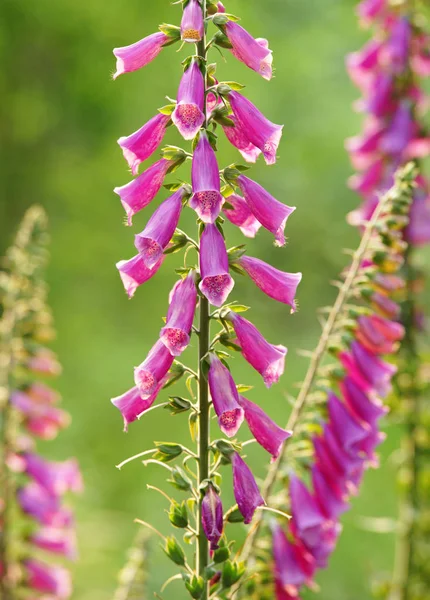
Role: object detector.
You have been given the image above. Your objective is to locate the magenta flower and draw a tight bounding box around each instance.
[406,193,430,246]
[239,255,302,312]
[223,193,262,238]
[116,253,164,298]
[271,521,315,593]
[229,91,283,165]
[225,21,273,80]
[199,224,234,307]
[371,291,401,320]
[160,272,197,356]
[24,559,72,598]
[27,350,62,377]
[23,454,82,498]
[18,483,73,527]
[228,312,287,387]
[30,527,77,560]
[181,0,204,43]
[113,32,169,79]
[346,40,382,92]
[111,381,166,431]
[289,476,326,538]
[201,484,224,550]
[114,158,172,225]
[350,341,397,396]
[11,391,70,440]
[134,188,184,269]
[312,465,349,520]
[237,175,295,246]
[117,113,170,175]
[172,60,205,140]
[356,314,404,354]
[381,102,414,157]
[189,132,223,223]
[368,73,395,117]
[384,17,410,73]
[222,117,261,163]
[207,354,244,437]
[232,452,264,523]
[327,393,370,455]
[134,340,174,399]
[238,396,291,460]
[340,377,388,426]
[357,0,387,24]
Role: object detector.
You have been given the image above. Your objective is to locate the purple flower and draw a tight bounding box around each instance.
[24,559,72,598]
[238,396,291,460]
[222,193,262,238]
[312,465,349,520]
[340,377,388,426]
[160,272,197,356]
[368,73,395,118]
[271,521,315,593]
[113,32,169,79]
[30,527,77,560]
[199,224,234,307]
[225,21,273,80]
[172,60,205,140]
[116,253,164,298]
[237,175,295,246]
[289,476,326,541]
[228,312,287,387]
[371,291,401,320]
[406,193,430,246]
[232,452,264,523]
[350,341,397,396]
[181,0,204,43]
[229,91,283,165]
[201,484,224,550]
[189,132,223,223]
[207,354,244,437]
[327,392,370,455]
[134,188,185,269]
[134,340,174,399]
[23,454,82,498]
[117,113,170,175]
[239,255,302,312]
[114,158,172,225]
[222,117,261,163]
[381,102,414,157]
[385,17,411,73]
[111,380,166,431]
[356,314,404,354]
[357,0,387,24]
[18,483,73,527]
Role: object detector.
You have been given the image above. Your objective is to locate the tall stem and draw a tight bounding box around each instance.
[389,247,421,600]
[196,3,210,597]
[238,184,396,566]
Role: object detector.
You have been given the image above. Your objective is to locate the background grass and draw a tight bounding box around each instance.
[0,0,423,598]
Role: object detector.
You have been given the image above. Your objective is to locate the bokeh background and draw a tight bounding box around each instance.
[0,0,422,598]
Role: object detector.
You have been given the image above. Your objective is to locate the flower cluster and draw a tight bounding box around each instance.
[270,167,415,600]
[346,0,430,242]
[0,207,82,599]
[110,1,300,597]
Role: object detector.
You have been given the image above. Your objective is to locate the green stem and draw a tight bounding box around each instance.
[196,3,210,597]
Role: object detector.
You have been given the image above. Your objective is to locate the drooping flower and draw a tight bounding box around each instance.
[181,0,204,43]
[134,340,174,399]
[238,396,292,460]
[30,527,77,560]
[350,340,397,396]
[222,193,262,238]
[134,187,185,268]
[160,272,197,356]
[172,60,205,140]
[24,559,72,598]
[356,313,404,354]
[239,255,302,312]
[207,354,244,437]
[228,312,287,387]
[222,117,261,163]
[18,483,74,527]
[113,32,170,79]
[228,91,283,165]
[114,158,172,225]
[116,253,164,298]
[201,484,224,550]
[340,377,388,426]
[224,21,273,80]
[199,224,234,307]
[232,452,265,523]
[271,521,315,594]
[189,132,223,223]
[22,454,82,498]
[237,175,295,246]
[384,16,411,73]
[111,380,166,431]
[311,465,349,520]
[117,113,171,175]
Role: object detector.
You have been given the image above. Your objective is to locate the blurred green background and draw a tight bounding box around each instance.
[0,0,417,598]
